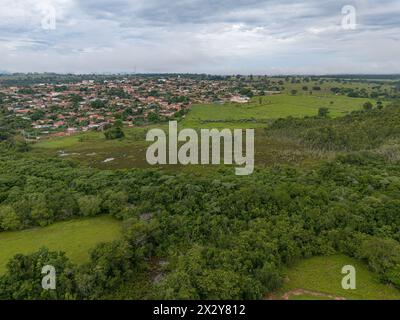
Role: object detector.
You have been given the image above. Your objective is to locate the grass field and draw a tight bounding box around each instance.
[277,78,395,96]
[0,216,122,274]
[275,255,400,300]
[31,126,327,172]
[182,94,375,128]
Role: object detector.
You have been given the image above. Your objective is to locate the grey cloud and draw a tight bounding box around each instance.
[0,0,399,73]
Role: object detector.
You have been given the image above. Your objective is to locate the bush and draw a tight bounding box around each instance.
[0,205,21,231]
[318,107,330,118]
[78,195,102,217]
[358,237,400,286]
[363,101,374,111]
[104,126,124,140]
[0,248,75,300]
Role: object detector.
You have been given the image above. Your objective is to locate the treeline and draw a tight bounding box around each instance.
[0,152,400,299]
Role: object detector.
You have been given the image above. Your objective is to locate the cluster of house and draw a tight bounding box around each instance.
[0,76,257,138]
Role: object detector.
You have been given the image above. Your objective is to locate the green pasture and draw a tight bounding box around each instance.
[182,94,376,128]
[277,255,400,300]
[0,216,122,274]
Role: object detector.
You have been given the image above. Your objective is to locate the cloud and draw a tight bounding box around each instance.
[0,0,399,74]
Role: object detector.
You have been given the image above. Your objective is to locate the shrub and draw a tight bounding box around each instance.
[0,205,21,231]
[104,126,124,140]
[78,195,102,217]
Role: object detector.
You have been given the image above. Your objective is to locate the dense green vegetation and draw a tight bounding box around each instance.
[0,106,31,152]
[267,103,400,152]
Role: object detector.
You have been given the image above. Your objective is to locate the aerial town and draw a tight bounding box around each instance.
[0,76,259,139]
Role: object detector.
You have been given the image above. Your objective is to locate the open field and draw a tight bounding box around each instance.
[182,94,376,128]
[275,78,396,96]
[30,126,156,169]
[30,127,328,171]
[0,216,122,274]
[273,255,400,300]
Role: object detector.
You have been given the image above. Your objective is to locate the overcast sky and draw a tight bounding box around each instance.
[0,0,399,74]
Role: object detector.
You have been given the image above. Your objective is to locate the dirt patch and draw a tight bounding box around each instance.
[266,289,346,300]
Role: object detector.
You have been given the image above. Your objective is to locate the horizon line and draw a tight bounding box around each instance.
[1,72,400,77]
